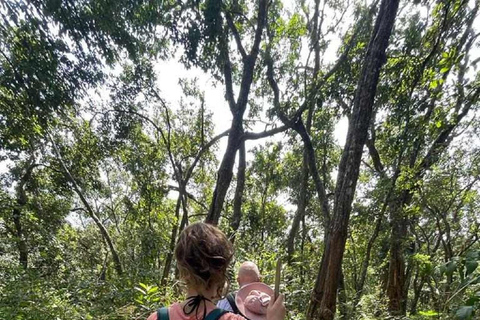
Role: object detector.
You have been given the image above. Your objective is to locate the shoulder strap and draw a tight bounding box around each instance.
[205,308,229,320]
[157,307,169,320]
[226,292,240,314]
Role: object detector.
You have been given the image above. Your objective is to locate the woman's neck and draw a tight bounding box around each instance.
[185,287,217,301]
[180,287,218,312]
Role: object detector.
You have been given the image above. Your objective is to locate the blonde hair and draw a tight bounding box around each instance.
[175,222,234,297]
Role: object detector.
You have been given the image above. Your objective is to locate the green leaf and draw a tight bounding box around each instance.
[446,260,457,276]
[134,287,146,295]
[430,80,438,89]
[440,67,450,73]
[419,310,439,316]
[466,251,480,260]
[438,264,447,276]
[455,306,473,320]
[147,286,159,294]
[465,295,479,306]
[436,121,442,128]
[465,260,478,275]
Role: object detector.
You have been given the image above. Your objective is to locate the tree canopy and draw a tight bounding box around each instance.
[1,0,480,319]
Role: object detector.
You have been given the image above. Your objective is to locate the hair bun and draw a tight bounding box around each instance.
[175,222,234,297]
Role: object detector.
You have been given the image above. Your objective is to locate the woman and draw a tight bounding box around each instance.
[147,222,286,320]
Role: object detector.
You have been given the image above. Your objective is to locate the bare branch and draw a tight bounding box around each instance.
[167,185,208,211]
[365,137,385,176]
[243,125,289,140]
[250,0,267,58]
[235,0,268,113]
[215,23,237,114]
[225,11,247,60]
[185,129,230,182]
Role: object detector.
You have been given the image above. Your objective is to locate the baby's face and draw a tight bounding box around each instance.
[245,290,271,315]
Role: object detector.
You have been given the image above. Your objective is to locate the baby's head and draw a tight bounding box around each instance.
[237,261,261,287]
[175,222,234,297]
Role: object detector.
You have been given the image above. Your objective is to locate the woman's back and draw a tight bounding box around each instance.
[147,303,246,320]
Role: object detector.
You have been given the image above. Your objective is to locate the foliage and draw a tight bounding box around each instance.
[1,0,479,319]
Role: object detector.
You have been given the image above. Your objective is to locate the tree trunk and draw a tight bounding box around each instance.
[162,196,182,285]
[353,213,383,310]
[230,140,246,243]
[292,120,330,231]
[288,102,323,262]
[403,255,415,313]
[386,192,410,315]
[300,215,307,284]
[385,81,479,313]
[12,208,28,269]
[306,0,399,317]
[410,272,425,315]
[11,159,36,269]
[207,122,243,224]
[287,148,309,261]
[338,269,349,319]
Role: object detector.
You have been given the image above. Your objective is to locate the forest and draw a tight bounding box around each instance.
[0,0,479,319]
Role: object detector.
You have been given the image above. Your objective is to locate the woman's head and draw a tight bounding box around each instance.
[175,222,234,297]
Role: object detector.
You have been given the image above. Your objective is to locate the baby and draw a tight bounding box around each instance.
[244,290,271,315]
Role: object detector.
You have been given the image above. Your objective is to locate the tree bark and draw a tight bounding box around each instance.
[292,120,330,233]
[162,195,182,285]
[12,208,28,269]
[230,140,246,243]
[11,159,37,269]
[386,191,411,315]
[287,148,309,261]
[410,273,426,314]
[306,0,399,317]
[386,80,479,316]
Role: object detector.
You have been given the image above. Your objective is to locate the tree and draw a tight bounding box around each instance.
[306,0,400,317]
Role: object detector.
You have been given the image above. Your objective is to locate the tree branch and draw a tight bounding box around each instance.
[184,129,230,182]
[48,132,123,275]
[418,87,480,175]
[243,125,289,140]
[167,185,208,211]
[219,33,237,113]
[235,0,267,113]
[225,11,247,60]
[365,137,385,176]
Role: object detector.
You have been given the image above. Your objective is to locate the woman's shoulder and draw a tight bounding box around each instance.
[146,303,182,320]
[147,304,246,320]
[147,311,158,320]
